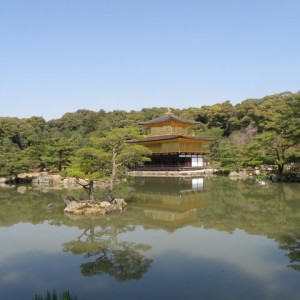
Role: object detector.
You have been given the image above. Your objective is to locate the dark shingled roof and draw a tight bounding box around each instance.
[127,134,213,143]
[138,114,198,126]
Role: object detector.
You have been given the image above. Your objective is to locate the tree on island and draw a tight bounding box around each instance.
[67,127,151,201]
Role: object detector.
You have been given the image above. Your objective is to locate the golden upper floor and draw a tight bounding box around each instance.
[138,113,198,137]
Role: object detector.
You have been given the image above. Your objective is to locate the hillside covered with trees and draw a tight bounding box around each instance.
[0,91,299,182]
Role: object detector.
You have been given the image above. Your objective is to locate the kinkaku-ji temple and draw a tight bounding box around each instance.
[128,110,212,171]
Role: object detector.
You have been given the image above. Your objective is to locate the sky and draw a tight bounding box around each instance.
[0,0,299,120]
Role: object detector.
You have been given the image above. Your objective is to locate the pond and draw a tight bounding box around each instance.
[0,177,300,300]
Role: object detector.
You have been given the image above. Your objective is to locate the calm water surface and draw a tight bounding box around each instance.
[0,177,300,300]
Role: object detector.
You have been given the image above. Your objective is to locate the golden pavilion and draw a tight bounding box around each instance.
[128,110,212,171]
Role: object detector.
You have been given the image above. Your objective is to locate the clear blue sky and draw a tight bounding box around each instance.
[1,0,299,120]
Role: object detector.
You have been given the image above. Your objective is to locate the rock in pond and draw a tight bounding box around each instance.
[64,197,127,215]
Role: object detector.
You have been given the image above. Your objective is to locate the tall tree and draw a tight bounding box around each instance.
[244,94,300,175]
[0,138,29,181]
[68,127,151,201]
[41,137,75,171]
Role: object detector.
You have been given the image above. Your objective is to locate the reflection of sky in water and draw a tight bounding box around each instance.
[0,223,81,260]
[120,226,291,293]
[0,222,299,300]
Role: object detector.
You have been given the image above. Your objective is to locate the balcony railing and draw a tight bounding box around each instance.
[130,164,206,171]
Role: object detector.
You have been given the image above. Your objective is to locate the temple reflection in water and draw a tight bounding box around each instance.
[128,177,210,230]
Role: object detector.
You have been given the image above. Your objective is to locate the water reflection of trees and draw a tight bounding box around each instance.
[1,178,299,273]
[129,177,300,272]
[63,219,153,281]
[195,178,300,271]
[196,178,300,234]
[0,187,73,226]
[278,234,300,271]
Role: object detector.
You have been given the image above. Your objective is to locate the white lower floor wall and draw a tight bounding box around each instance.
[180,154,203,167]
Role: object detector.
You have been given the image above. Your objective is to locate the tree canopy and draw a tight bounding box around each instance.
[0,91,299,183]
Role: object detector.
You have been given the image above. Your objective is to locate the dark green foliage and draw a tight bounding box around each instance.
[0,91,299,178]
[195,100,234,135]
[0,137,30,178]
[41,137,75,171]
[213,92,300,174]
[48,109,99,135]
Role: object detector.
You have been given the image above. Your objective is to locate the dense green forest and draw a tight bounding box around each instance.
[0,91,299,181]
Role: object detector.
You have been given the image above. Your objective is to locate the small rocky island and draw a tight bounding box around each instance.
[64,196,127,215]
